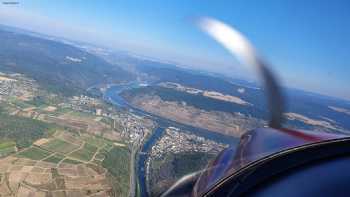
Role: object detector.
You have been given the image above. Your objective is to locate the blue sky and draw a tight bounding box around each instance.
[0,0,349,100]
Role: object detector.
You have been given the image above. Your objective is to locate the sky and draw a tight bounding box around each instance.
[0,0,349,100]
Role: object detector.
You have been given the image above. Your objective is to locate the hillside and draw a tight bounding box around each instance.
[121,83,350,136]
[136,62,266,105]
[121,86,266,137]
[122,86,267,119]
[0,28,134,96]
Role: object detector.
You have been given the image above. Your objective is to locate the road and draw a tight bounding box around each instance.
[130,133,146,197]
[129,142,137,197]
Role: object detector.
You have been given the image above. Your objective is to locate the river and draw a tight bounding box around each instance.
[104,83,238,197]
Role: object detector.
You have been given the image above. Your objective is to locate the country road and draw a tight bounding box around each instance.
[129,137,142,197]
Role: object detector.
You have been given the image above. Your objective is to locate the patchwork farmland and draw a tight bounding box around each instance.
[0,129,130,196]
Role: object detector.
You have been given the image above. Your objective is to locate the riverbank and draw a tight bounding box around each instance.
[103,83,238,196]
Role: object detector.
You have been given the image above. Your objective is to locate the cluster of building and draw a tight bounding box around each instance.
[68,94,129,116]
[112,112,154,144]
[0,71,155,152]
[150,127,228,159]
[67,94,154,144]
[70,95,100,107]
[0,71,154,146]
[65,95,112,117]
[0,73,37,101]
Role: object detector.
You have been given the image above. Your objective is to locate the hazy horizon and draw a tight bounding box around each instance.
[0,0,349,100]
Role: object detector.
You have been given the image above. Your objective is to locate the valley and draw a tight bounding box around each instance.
[0,71,153,197]
[0,24,350,197]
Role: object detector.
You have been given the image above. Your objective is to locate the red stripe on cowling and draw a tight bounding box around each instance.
[280,128,325,142]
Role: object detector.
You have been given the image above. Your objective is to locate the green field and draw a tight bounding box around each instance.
[43,154,65,164]
[83,135,111,148]
[93,159,102,165]
[62,158,82,164]
[0,147,16,157]
[41,138,79,154]
[0,141,16,149]
[69,143,97,162]
[17,147,51,160]
[95,152,105,160]
[54,107,72,115]
[100,117,113,127]
[103,143,114,151]
[0,140,16,157]
[9,98,34,109]
[69,111,96,118]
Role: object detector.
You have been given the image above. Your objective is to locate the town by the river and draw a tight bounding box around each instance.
[104,82,238,197]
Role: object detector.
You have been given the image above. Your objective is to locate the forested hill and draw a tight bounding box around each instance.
[0,28,134,96]
[121,86,268,120]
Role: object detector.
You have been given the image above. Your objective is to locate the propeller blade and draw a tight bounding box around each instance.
[197,17,284,128]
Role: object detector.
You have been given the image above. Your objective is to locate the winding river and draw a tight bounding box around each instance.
[104,83,238,197]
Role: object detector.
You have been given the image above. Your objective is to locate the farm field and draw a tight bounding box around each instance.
[43,154,65,163]
[0,96,131,196]
[15,129,127,166]
[0,156,112,196]
[0,140,16,157]
[41,138,79,154]
[4,127,130,197]
[17,147,51,160]
[7,128,131,196]
[42,108,122,141]
[0,146,16,157]
[69,143,98,162]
